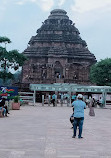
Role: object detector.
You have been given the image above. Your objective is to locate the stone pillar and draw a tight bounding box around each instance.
[55,92,57,106]
[48,95,51,106]
[60,94,63,106]
[33,90,36,106]
[67,91,71,106]
[42,95,44,106]
[102,91,107,107]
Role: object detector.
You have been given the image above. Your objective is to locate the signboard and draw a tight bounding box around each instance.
[30,84,111,93]
[0,86,18,100]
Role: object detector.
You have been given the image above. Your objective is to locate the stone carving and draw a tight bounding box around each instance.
[22,9,96,85]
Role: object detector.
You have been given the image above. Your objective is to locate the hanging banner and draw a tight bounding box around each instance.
[0,86,18,100]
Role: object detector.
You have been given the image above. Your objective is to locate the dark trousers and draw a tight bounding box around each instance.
[4,106,9,114]
[52,99,55,106]
[73,117,84,138]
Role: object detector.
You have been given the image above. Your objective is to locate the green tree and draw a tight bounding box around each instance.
[90,58,111,86]
[0,36,27,84]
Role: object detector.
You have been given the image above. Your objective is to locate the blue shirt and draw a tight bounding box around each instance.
[72,95,76,100]
[52,94,56,99]
[72,100,86,118]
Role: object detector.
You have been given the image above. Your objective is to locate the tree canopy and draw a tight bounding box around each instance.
[0,36,27,84]
[90,58,111,86]
[0,36,11,44]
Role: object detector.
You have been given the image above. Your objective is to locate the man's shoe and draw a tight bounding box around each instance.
[78,136,83,139]
[72,135,76,138]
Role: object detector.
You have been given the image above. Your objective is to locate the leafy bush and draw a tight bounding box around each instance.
[14,95,20,103]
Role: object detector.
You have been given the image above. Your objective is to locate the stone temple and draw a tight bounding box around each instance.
[22,9,96,86]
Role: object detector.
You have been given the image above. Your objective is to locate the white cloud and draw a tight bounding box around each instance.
[30,0,37,2]
[16,0,54,11]
[71,0,111,13]
[58,0,66,6]
[16,0,29,5]
[16,0,38,5]
[37,0,54,11]
[0,0,9,21]
[0,0,8,10]
[16,1,25,5]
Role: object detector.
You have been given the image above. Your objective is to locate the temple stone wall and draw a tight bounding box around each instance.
[22,9,96,86]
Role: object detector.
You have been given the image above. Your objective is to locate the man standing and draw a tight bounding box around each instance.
[52,94,57,107]
[72,94,86,139]
[89,97,95,116]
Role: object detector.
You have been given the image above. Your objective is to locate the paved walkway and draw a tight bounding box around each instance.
[0,104,111,158]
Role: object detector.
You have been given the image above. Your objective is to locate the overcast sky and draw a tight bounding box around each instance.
[0,0,111,61]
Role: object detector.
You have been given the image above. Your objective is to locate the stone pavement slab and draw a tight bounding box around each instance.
[0,105,111,158]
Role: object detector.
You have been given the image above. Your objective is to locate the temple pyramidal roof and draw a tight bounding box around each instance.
[23,9,96,62]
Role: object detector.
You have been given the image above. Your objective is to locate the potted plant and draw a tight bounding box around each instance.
[12,95,20,110]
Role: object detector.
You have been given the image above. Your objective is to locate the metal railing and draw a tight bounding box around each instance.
[42,95,71,106]
[19,92,35,105]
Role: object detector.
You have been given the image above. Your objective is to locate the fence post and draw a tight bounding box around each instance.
[67,91,71,106]
[42,95,44,106]
[48,95,51,106]
[33,90,36,106]
[61,94,63,106]
[55,92,57,106]
[102,91,107,107]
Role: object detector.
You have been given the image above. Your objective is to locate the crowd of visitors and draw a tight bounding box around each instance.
[0,93,105,140]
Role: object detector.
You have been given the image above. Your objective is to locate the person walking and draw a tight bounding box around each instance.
[52,94,56,106]
[72,94,86,139]
[99,97,104,107]
[71,93,76,103]
[89,97,95,116]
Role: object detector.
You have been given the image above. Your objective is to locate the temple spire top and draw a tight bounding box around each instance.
[48,9,69,19]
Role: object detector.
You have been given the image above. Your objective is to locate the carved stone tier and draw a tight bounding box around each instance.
[22,9,96,85]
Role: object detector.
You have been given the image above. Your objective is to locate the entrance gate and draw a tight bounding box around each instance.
[29,83,111,107]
